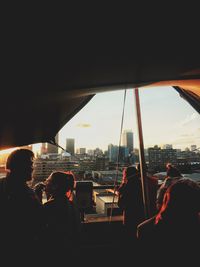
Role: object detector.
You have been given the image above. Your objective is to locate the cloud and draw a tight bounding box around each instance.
[172,129,200,147]
[76,123,91,128]
[172,138,195,145]
[180,113,198,127]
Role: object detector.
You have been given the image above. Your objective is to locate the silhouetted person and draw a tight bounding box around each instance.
[65,172,81,236]
[117,166,145,241]
[0,149,44,261]
[43,171,81,256]
[137,178,200,263]
[156,164,182,210]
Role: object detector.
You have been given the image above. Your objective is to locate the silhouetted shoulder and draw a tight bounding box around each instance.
[137,216,156,241]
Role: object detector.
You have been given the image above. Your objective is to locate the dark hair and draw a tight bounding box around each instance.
[6,149,34,171]
[156,178,200,224]
[166,178,200,213]
[166,165,182,178]
[126,166,138,180]
[48,171,71,195]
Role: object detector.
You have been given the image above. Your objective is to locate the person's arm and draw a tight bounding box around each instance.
[33,182,46,204]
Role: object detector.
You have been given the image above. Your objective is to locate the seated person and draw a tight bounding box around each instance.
[137,178,200,262]
[43,171,81,251]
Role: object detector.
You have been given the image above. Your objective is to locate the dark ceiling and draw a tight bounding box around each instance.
[0,25,200,150]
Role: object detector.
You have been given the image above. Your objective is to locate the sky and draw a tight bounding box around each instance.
[56,86,200,152]
[1,85,199,156]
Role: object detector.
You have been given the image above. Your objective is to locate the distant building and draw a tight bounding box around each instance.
[163,144,173,149]
[41,143,47,154]
[122,130,133,154]
[93,148,103,157]
[191,145,197,151]
[95,156,108,171]
[79,159,96,171]
[176,149,182,158]
[108,144,130,163]
[148,146,162,169]
[77,148,86,154]
[148,145,177,171]
[87,149,94,156]
[108,144,118,162]
[119,146,129,163]
[0,165,6,177]
[47,134,59,154]
[33,157,79,183]
[42,134,59,154]
[66,138,75,155]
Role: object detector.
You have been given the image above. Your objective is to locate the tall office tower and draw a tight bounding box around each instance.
[108,144,118,162]
[66,138,75,155]
[122,130,133,154]
[46,133,59,154]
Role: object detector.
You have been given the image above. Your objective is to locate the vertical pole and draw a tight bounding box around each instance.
[134,88,150,219]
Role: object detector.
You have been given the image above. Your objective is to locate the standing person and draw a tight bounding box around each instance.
[156,164,182,210]
[0,148,44,260]
[117,166,145,241]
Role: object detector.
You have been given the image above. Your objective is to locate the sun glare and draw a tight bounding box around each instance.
[0,147,19,156]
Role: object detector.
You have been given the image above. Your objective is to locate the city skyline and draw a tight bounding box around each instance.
[57,86,200,152]
[0,86,199,156]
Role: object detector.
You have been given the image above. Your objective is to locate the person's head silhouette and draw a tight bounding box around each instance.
[6,148,34,182]
[45,171,71,198]
[166,164,182,178]
[156,178,200,224]
[122,166,138,183]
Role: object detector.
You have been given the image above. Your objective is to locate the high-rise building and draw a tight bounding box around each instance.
[66,138,75,155]
[119,146,129,163]
[122,130,133,154]
[108,144,118,162]
[46,133,59,154]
